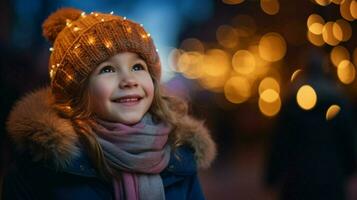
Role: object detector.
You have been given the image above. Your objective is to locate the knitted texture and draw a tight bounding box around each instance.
[42,8,161,102]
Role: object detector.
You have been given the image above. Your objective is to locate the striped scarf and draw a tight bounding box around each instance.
[90,114,172,200]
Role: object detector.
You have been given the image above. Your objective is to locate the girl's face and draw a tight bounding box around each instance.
[88,52,154,124]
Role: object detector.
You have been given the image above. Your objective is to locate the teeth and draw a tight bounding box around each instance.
[118,98,139,103]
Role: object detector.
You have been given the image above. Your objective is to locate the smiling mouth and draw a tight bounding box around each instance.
[112,95,143,105]
[113,98,141,103]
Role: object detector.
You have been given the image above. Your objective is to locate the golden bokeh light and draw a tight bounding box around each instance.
[326,104,341,120]
[259,77,280,94]
[340,0,354,21]
[309,23,324,35]
[204,49,231,77]
[335,19,352,42]
[260,0,280,15]
[258,95,281,117]
[351,1,357,19]
[315,0,332,6]
[307,14,325,28]
[232,50,256,75]
[322,22,340,46]
[332,22,344,41]
[180,38,205,53]
[337,60,356,84]
[307,30,325,46]
[307,14,325,35]
[197,49,231,92]
[199,74,229,93]
[216,25,239,48]
[330,46,350,67]
[291,69,302,82]
[248,45,271,77]
[260,89,279,103]
[258,32,287,62]
[222,0,245,5]
[224,76,251,104]
[177,51,204,79]
[296,85,317,110]
[262,67,282,88]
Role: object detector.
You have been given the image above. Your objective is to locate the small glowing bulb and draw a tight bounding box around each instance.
[156,49,159,52]
[49,47,54,52]
[50,70,55,79]
[73,27,80,32]
[81,12,86,17]
[66,19,72,27]
[101,18,104,22]
[104,41,112,48]
[123,16,127,20]
[110,11,114,15]
[56,63,60,67]
[147,33,151,37]
[95,13,99,17]
[140,24,143,27]
[88,37,95,44]
[90,12,94,15]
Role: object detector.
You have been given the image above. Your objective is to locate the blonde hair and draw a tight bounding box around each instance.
[53,72,187,181]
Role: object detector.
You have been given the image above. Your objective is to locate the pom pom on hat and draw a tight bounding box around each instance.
[42,7,82,43]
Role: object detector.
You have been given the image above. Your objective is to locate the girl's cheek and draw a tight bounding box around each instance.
[145,78,155,98]
[91,79,112,99]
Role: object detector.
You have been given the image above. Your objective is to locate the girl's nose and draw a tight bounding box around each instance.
[119,74,138,89]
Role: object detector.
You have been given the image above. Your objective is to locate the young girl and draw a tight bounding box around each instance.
[2,7,216,200]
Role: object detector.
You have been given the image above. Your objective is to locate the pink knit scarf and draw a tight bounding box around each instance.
[90,114,172,200]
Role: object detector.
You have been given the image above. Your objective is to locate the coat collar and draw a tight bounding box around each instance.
[7,87,216,170]
[52,145,197,181]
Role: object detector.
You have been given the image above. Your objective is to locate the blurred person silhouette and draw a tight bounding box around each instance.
[264,48,357,200]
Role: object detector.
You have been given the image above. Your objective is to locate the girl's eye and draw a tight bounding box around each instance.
[99,66,115,74]
[132,64,145,71]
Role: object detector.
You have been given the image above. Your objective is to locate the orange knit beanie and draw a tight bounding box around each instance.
[42,7,161,103]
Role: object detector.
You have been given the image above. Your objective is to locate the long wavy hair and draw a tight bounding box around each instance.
[53,70,188,181]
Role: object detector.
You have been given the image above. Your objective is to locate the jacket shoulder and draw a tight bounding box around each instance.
[161,146,206,200]
[2,158,112,200]
[168,145,197,175]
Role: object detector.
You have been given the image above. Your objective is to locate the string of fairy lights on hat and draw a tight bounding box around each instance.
[48,11,159,82]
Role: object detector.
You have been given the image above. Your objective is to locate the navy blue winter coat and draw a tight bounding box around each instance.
[3,146,205,200]
[2,88,216,200]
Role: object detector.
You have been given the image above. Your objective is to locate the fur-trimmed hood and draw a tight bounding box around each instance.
[6,87,216,170]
